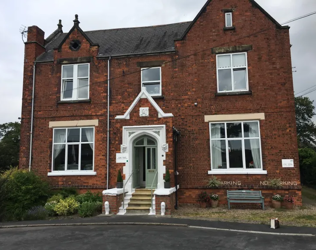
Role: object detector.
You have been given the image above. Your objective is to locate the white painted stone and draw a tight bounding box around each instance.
[104,201,110,215]
[140,107,149,117]
[161,202,166,216]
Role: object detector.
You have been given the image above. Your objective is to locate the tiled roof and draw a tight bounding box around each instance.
[36,22,191,62]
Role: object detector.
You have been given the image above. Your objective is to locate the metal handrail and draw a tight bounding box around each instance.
[150,171,158,212]
[122,171,133,209]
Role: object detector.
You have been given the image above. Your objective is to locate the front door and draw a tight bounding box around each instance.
[133,136,157,189]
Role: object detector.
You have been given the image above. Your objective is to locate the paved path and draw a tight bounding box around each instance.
[1,224,316,250]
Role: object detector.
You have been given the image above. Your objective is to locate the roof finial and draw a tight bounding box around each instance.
[74,14,80,26]
[57,19,63,31]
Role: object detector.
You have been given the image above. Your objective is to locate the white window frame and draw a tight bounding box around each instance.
[225,12,233,28]
[209,120,266,175]
[61,63,90,101]
[49,127,96,176]
[216,52,249,93]
[141,67,162,96]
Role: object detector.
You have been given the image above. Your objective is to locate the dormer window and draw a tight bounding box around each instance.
[225,12,233,28]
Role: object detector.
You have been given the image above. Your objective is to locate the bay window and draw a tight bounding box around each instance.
[210,121,263,172]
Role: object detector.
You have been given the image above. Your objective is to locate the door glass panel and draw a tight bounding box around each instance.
[152,148,156,169]
[136,138,144,146]
[147,148,151,169]
[147,138,156,145]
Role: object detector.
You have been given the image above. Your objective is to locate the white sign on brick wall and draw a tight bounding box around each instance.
[282,159,294,168]
[116,153,128,163]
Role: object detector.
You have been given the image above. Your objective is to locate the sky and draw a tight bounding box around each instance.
[0,0,315,124]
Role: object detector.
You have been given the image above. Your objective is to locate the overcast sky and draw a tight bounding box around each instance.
[0,0,315,124]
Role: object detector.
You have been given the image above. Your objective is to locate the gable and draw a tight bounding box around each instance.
[177,0,289,41]
[56,14,99,52]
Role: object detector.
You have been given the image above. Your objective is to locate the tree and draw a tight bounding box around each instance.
[0,122,20,172]
[295,96,316,148]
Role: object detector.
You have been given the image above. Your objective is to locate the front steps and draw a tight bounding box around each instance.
[120,189,155,215]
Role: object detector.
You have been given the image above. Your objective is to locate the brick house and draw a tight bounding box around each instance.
[20,0,301,215]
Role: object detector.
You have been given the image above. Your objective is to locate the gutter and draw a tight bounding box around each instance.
[173,126,180,209]
[28,62,36,171]
[106,57,111,189]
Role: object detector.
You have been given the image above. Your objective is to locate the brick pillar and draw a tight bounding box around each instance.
[155,192,175,215]
[102,193,123,214]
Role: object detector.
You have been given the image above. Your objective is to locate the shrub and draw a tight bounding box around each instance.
[55,188,78,198]
[78,202,96,217]
[54,197,79,216]
[117,170,123,183]
[95,202,102,214]
[1,168,51,221]
[75,191,102,204]
[44,201,58,216]
[207,176,221,188]
[164,169,170,182]
[24,206,48,221]
[47,194,63,203]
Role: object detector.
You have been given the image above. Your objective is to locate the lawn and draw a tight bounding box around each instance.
[172,186,316,227]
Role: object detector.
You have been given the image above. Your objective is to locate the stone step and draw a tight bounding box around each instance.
[129,201,152,206]
[130,196,152,200]
[126,206,150,214]
[133,191,152,196]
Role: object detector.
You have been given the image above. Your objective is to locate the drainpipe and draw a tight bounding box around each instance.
[173,126,180,209]
[28,62,36,172]
[106,57,111,189]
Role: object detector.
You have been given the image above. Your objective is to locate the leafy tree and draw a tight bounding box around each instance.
[0,122,21,172]
[298,148,316,187]
[295,97,316,148]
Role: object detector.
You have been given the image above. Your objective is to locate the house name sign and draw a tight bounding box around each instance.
[116,153,128,163]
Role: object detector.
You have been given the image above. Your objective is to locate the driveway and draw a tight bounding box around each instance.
[0,225,315,250]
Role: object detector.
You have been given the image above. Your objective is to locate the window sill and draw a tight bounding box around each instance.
[48,171,97,176]
[215,91,252,97]
[208,170,267,175]
[152,95,165,100]
[223,26,235,31]
[58,99,91,104]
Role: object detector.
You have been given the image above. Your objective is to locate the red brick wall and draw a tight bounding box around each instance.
[20,0,300,204]
[178,188,302,207]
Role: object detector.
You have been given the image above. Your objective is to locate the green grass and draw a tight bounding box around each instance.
[295,215,316,221]
[302,186,316,202]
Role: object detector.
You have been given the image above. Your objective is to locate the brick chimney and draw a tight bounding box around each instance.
[25,26,45,62]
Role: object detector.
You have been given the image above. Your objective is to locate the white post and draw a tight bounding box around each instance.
[105,201,110,215]
[161,202,166,216]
